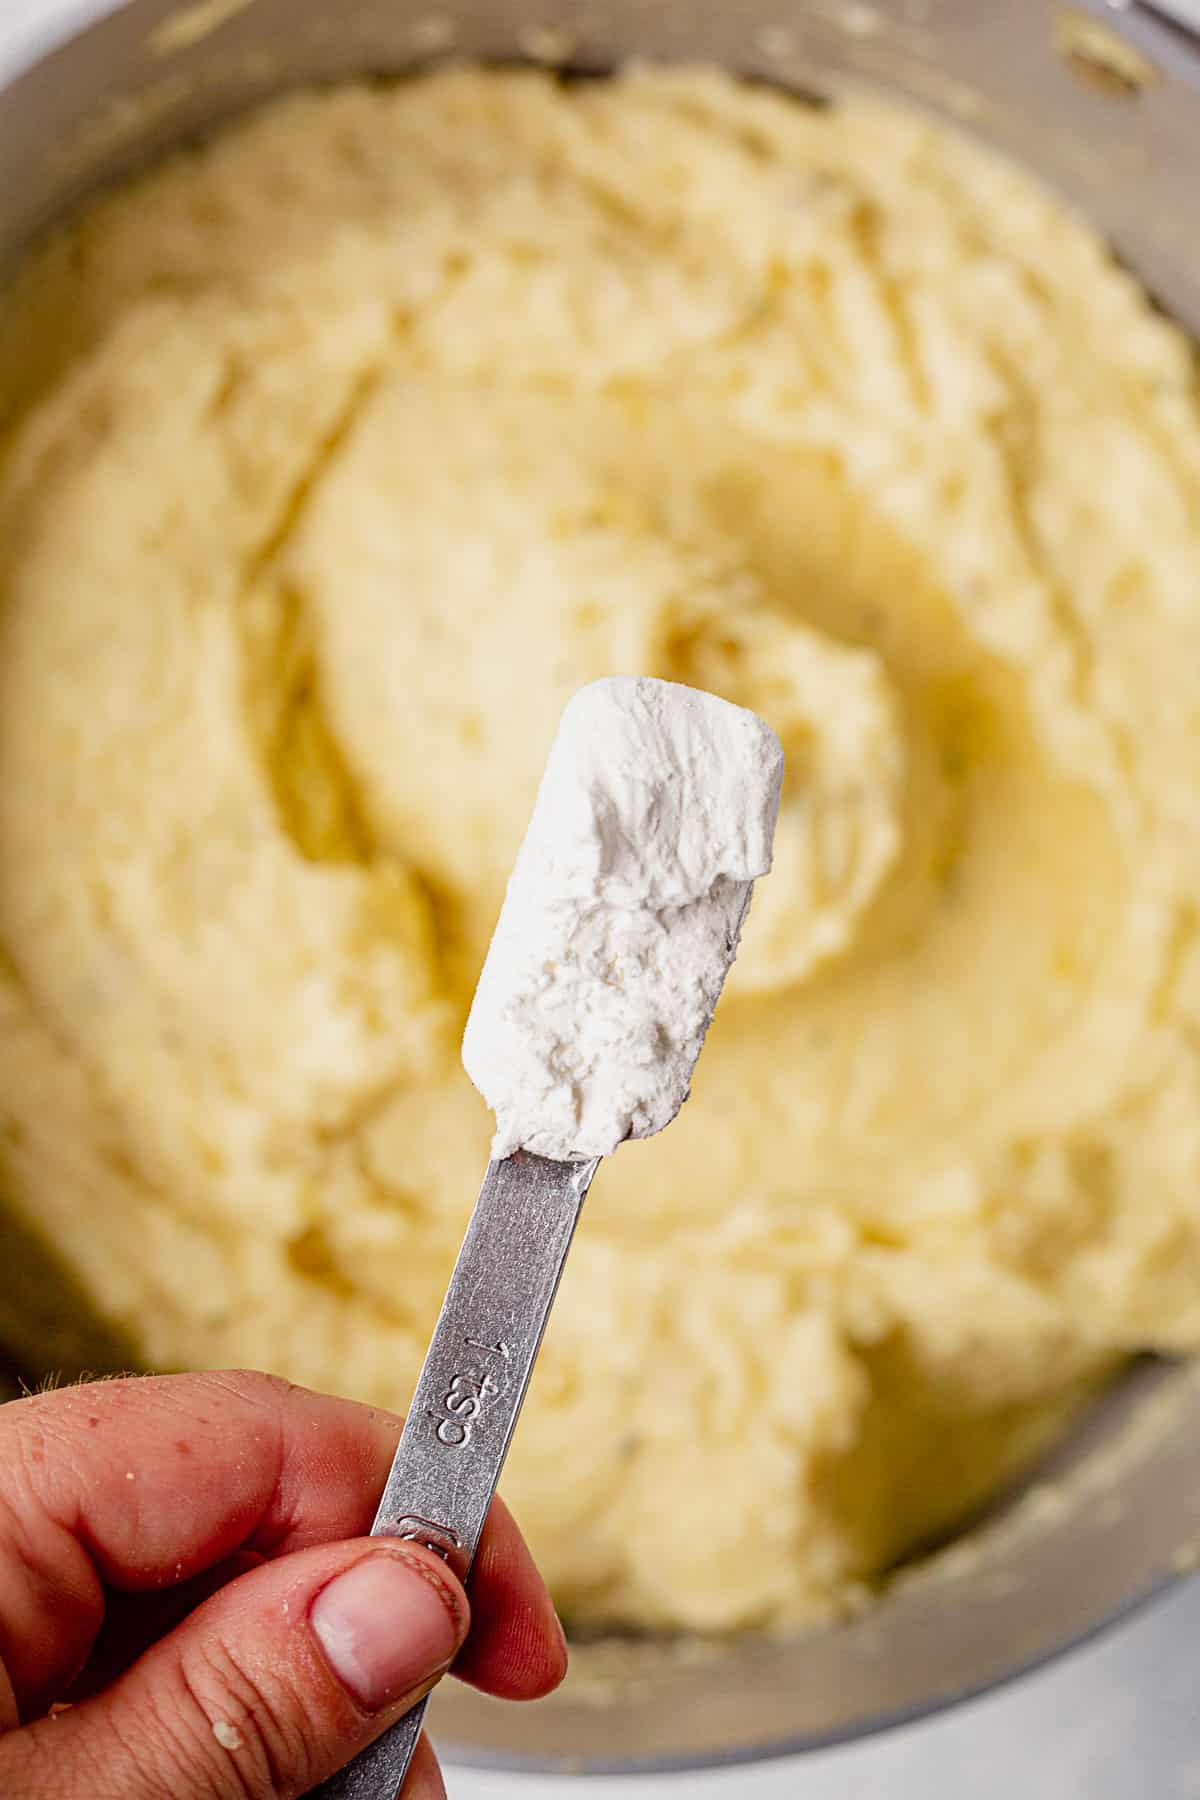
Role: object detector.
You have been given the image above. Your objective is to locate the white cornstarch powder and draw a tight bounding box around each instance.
[462,677,784,1161]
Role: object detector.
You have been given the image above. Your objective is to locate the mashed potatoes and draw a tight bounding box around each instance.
[1,66,1200,1634]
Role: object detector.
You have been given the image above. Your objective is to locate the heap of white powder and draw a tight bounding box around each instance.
[462,676,784,1161]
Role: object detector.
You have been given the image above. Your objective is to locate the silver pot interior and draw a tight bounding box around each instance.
[2,0,1200,1774]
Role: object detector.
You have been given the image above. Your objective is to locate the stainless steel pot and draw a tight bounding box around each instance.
[2,0,1200,1776]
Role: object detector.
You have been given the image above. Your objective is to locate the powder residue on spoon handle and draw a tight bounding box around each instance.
[462,676,784,1161]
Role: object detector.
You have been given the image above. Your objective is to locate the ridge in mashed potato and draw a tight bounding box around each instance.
[1,65,1199,1634]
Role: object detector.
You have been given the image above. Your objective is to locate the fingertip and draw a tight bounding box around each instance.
[452,1501,569,1700]
[539,1608,571,1698]
[311,1544,467,1712]
[495,1601,569,1701]
[402,1730,448,1799]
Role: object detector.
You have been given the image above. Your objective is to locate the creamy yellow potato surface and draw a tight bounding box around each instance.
[2,67,1200,1633]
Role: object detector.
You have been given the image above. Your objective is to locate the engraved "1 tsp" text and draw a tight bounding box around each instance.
[428,1337,510,1447]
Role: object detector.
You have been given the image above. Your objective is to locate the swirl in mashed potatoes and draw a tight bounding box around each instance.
[1,67,1199,1632]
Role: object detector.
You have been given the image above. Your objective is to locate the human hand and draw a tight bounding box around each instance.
[0,1369,567,1798]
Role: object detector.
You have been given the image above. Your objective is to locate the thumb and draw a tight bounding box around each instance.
[1,1538,468,1800]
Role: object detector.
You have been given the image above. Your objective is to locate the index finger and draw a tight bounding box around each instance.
[7,1370,405,1583]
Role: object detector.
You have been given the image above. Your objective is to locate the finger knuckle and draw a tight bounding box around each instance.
[205,1370,299,1409]
[106,1691,213,1800]
[172,1631,320,1798]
